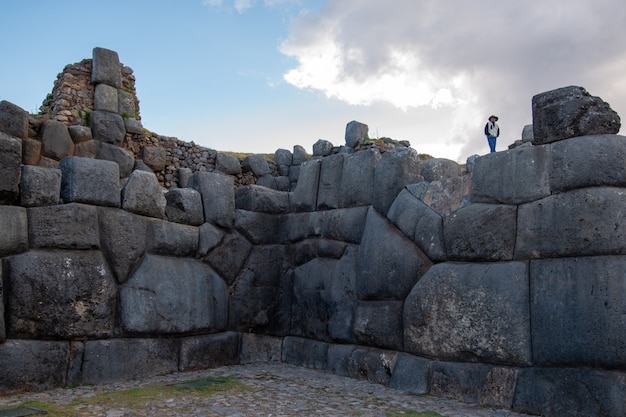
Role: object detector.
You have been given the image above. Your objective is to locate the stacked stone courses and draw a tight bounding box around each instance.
[0,47,625,417]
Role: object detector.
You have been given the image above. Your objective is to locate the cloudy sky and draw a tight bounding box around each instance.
[1,0,624,162]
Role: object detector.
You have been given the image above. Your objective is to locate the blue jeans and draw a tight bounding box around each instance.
[487,136,497,153]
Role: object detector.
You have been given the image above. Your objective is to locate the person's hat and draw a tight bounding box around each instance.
[489,115,498,121]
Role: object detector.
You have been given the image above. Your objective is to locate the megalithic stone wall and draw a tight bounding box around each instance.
[1,48,625,417]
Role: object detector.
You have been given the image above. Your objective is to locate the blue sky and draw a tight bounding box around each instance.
[1,0,625,162]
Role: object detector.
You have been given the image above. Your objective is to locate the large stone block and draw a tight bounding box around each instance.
[97,207,147,284]
[120,255,228,334]
[5,250,116,338]
[28,203,99,249]
[274,148,293,166]
[389,353,431,394]
[20,165,61,207]
[339,148,381,208]
[516,187,626,258]
[290,158,321,212]
[353,301,403,350]
[373,147,422,215]
[239,333,283,364]
[215,152,242,175]
[0,132,22,204]
[78,338,179,385]
[0,206,28,257]
[22,137,42,165]
[121,170,166,219]
[0,340,68,393]
[346,347,397,385]
[91,47,122,88]
[204,231,252,285]
[234,209,283,245]
[429,361,492,404]
[94,83,118,112]
[316,153,345,210]
[282,211,323,243]
[356,208,431,300]
[165,187,204,225]
[141,146,166,172]
[90,110,125,145]
[513,367,626,417]
[96,142,134,177]
[198,222,225,256]
[0,100,28,139]
[147,219,198,257]
[404,261,532,365]
[321,206,369,244]
[282,336,329,370]
[420,157,462,181]
[530,256,626,368]
[444,203,517,261]
[550,134,626,192]
[188,171,235,229]
[59,156,120,207]
[68,124,93,144]
[74,139,100,158]
[471,145,551,204]
[242,154,271,176]
[41,119,74,160]
[532,85,621,145]
[235,184,290,214]
[118,90,136,118]
[0,268,4,341]
[345,120,369,148]
[179,332,240,371]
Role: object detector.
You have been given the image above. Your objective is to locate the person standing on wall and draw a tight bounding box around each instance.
[484,115,500,153]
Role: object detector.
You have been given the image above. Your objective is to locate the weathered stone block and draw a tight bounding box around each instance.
[94,83,118,112]
[120,255,228,334]
[0,100,28,139]
[282,336,329,370]
[283,211,323,243]
[239,333,283,364]
[96,142,134,177]
[92,47,122,88]
[479,367,519,409]
[327,344,357,377]
[90,110,125,145]
[356,208,431,300]
[68,125,93,144]
[354,301,403,350]
[5,250,116,338]
[339,148,381,208]
[74,139,100,158]
[118,90,135,117]
[531,256,626,368]
[274,148,292,166]
[188,171,235,229]
[215,152,241,175]
[320,206,369,244]
[430,361,492,404]
[317,153,345,210]
[550,134,626,192]
[347,347,397,385]
[41,120,74,160]
[292,144,308,165]
[124,117,143,134]
[234,209,283,245]
[22,137,42,165]
[20,165,61,207]
[59,156,120,207]
[28,203,99,249]
[97,207,147,284]
[204,231,252,285]
[532,85,621,145]
[312,139,333,156]
[121,170,166,219]
[389,353,431,394]
[373,147,422,215]
[444,203,517,261]
[0,340,68,393]
[142,146,166,171]
[165,187,204,225]
[0,132,22,203]
[79,338,178,385]
[242,154,271,176]
[472,145,551,204]
[0,206,28,257]
[235,184,290,214]
[404,262,532,365]
[516,187,626,258]
[147,219,198,257]
[420,157,462,181]
[179,332,240,371]
[198,222,225,256]
[290,158,321,212]
[345,120,368,148]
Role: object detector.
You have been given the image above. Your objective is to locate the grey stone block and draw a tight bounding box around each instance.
[22,137,42,165]
[120,255,228,334]
[347,347,397,385]
[59,156,120,207]
[79,338,179,385]
[239,333,283,364]
[124,117,143,134]
[234,209,283,245]
[20,165,61,206]
[274,148,292,166]
[444,203,517,261]
[0,340,68,393]
[373,147,422,215]
[516,187,626,258]
[91,110,125,145]
[96,142,134,177]
[142,146,166,171]
[165,187,204,225]
[292,144,308,165]
[68,125,93,144]
[532,85,621,145]
[118,90,135,117]
[326,343,357,377]
[550,134,626,192]
[530,256,626,368]
[356,208,431,300]
[242,154,271,176]
[235,184,290,214]
[0,100,28,139]
[471,144,551,204]
[74,139,100,158]
[121,170,166,219]
[94,83,118,112]
[282,211,323,243]
[215,152,241,175]
[179,332,240,371]
[0,132,22,203]
[282,336,329,370]
[420,157,461,182]
[92,47,122,88]
[5,250,116,338]
[0,206,28,257]
[320,206,369,244]
[389,353,431,394]
[198,222,225,257]
[204,231,252,284]
[147,218,198,257]
[290,158,321,212]
[345,120,368,148]
[0,268,4,341]
[28,203,99,249]
[312,139,333,156]
[339,148,381,208]
[479,367,520,409]
[188,171,235,229]
[430,361,492,404]
[41,119,74,160]
[275,175,290,191]
[255,174,277,189]
[354,301,403,350]
[97,207,147,284]
[317,153,345,210]
[404,262,532,366]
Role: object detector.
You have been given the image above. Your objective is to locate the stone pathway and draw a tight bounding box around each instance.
[0,363,534,417]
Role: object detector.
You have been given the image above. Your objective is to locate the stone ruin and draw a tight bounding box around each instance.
[1,47,625,417]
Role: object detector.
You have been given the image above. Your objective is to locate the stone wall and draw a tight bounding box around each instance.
[1,48,625,417]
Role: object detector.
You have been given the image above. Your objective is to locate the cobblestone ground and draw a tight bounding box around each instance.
[0,363,535,417]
